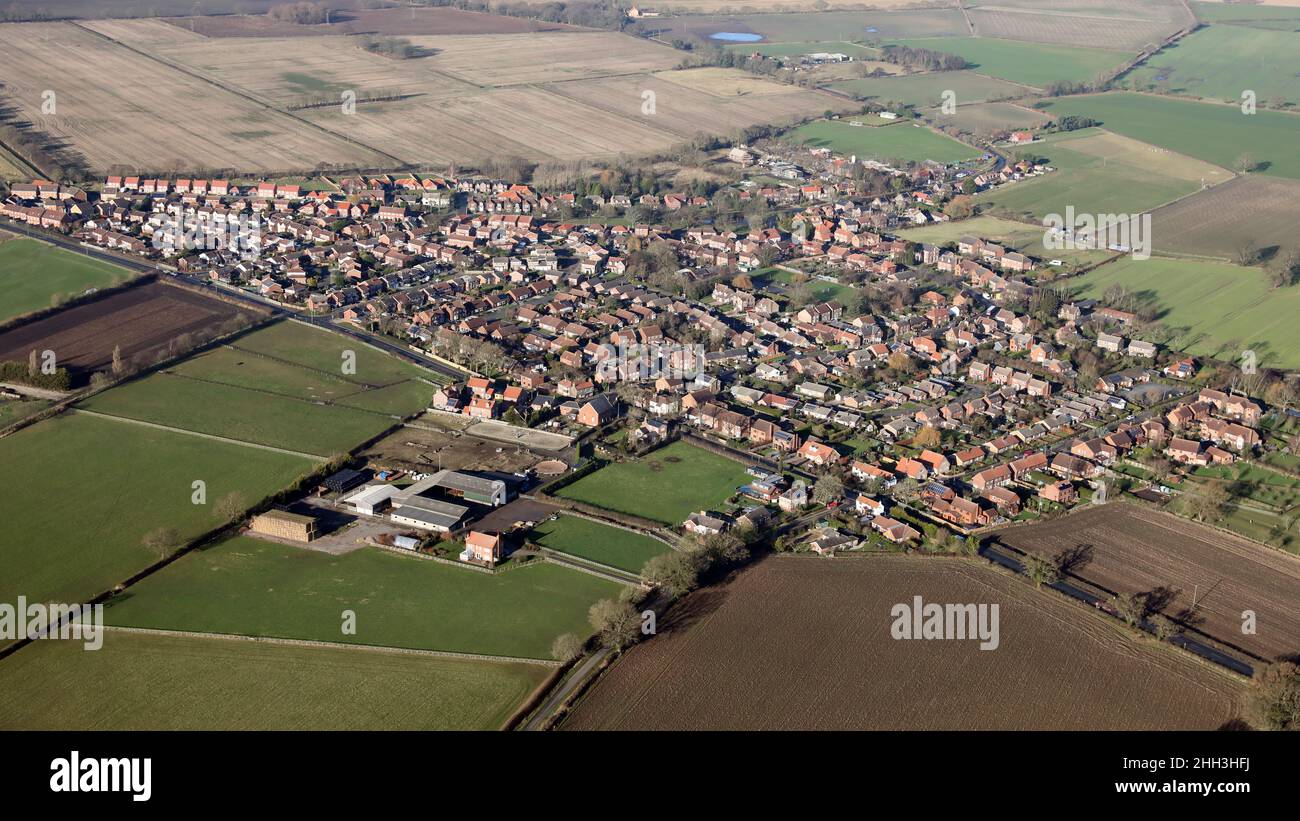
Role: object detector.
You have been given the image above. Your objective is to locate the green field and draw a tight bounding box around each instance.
[832,70,1033,109]
[977,129,1231,220]
[103,536,622,659]
[1040,93,1300,179]
[1073,256,1300,370]
[556,440,751,525]
[76,320,437,455]
[755,267,863,308]
[690,8,968,43]
[726,41,878,58]
[0,412,318,611]
[0,396,49,428]
[1127,25,1300,107]
[788,119,981,164]
[1192,1,1300,30]
[0,631,548,730]
[884,37,1131,87]
[529,514,671,573]
[0,237,135,323]
[933,101,1049,135]
[898,215,1112,266]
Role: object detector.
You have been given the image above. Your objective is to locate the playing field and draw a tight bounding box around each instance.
[0,631,549,730]
[884,37,1132,87]
[0,239,134,324]
[978,129,1231,219]
[1126,24,1300,106]
[1073,255,1300,369]
[0,412,318,613]
[832,70,1034,108]
[556,440,751,525]
[756,267,863,308]
[1040,92,1300,179]
[788,119,981,164]
[102,536,622,660]
[529,514,671,574]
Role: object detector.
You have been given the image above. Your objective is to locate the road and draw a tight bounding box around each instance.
[521,648,610,731]
[1,219,467,381]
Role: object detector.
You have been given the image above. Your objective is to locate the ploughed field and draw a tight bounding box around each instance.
[564,555,1244,730]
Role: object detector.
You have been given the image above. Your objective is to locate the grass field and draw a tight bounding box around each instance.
[0,396,49,428]
[1126,25,1300,106]
[788,119,981,164]
[832,70,1034,109]
[967,2,1188,51]
[1072,256,1300,369]
[103,536,621,659]
[884,37,1131,87]
[0,412,318,611]
[1192,1,1300,30]
[556,440,751,525]
[668,8,970,43]
[978,129,1231,220]
[932,101,1050,135]
[0,238,135,324]
[1040,92,1300,179]
[75,320,437,455]
[898,214,1113,266]
[528,514,670,574]
[0,631,548,730]
[755,267,863,307]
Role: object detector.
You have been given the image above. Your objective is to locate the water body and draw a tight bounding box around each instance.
[709,32,763,42]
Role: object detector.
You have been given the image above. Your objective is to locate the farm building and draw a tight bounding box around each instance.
[402,470,508,507]
[249,509,318,543]
[389,497,469,532]
[342,484,401,516]
[321,468,368,495]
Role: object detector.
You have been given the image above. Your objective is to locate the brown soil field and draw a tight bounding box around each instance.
[992,503,1300,663]
[360,418,542,476]
[1148,175,1300,261]
[0,22,391,173]
[0,281,254,384]
[166,7,583,38]
[564,554,1245,730]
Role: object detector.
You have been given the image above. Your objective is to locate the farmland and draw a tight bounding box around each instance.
[528,514,671,574]
[0,631,549,730]
[0,280,252,385]
[76,320,438,455]
[102,536,623,660]
[831,70,1034,109]
[1192,1,1300,30]
[1125,25,1300,106]
[931,101,1050,135]
[898,214,1113,266]
[977,129,1231,220]
[1072,256,1300,369]
[166,6,581,38]
[967,1,1190,51]
[1147,175,1300,261]
[991,504,1300,663]
[0,411,318,612]
[663,8,970,43]
[788,119,981,165]
[882,37,1132,87]
[564,555,1244,730]
[1039,93,1300,179]
[555,440,751,525]
[0,237,135,324]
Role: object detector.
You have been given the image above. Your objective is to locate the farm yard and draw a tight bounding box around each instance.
[991,504,1300,663]
[0,237,136,324]
[555,440,752,525]
[563,555,1244,730]
[75,319,439,456]
[528,514,671,574]
[1071,255,1300,370]
[0,280,253,385]
[359,418,542,477]
[1147,175,1300,261]
[0,411,319,617]
[102,535,623,660]
[0,631,549,730]
[788,119,982,165]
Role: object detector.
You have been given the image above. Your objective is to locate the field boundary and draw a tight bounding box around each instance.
[69,407,330,460]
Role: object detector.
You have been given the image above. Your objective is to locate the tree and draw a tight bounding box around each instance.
[912,425,941,449]
[1111,591,1146,628]
[588,598,641,651]
[214,491,247,522]
[1186,481,1229,523]
[142,527,182,562]
[813,472,844,506]
[1021,552,1059,588]
[1245,661,1300,730]
[111,344,124,376]
[1234,152,1256,174]
[1150,613,1179,641]
[641,552,698,599]
[550,633,585,662]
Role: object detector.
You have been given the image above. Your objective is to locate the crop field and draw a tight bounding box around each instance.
[0,238,136,324]
[883,37,1132,87]
[0,411,318,614]
[165,6,581,38]
[663,8,970,43]
[76,320,436,456]
[1126,25,1300,106]
[1072,255,1300,369]
[0,280,251,385]
[102,536,622,660]
[528,514,671,574]
[723,41,882,59]
[0,631,549,730]
[832,70,1033,108]
[788,119,981,164]
[556,440,751,525]
[1147,175,1300,261]
[967,3,1188,51]
[992,504,1300,663]
[978,129,1231,220]
[0,22,391,173]
[1040,92,1300,179]
[1193,1,1300,30]
[899,214,1113,266]
[931,101,1050,135]
[563,555,1244,730]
